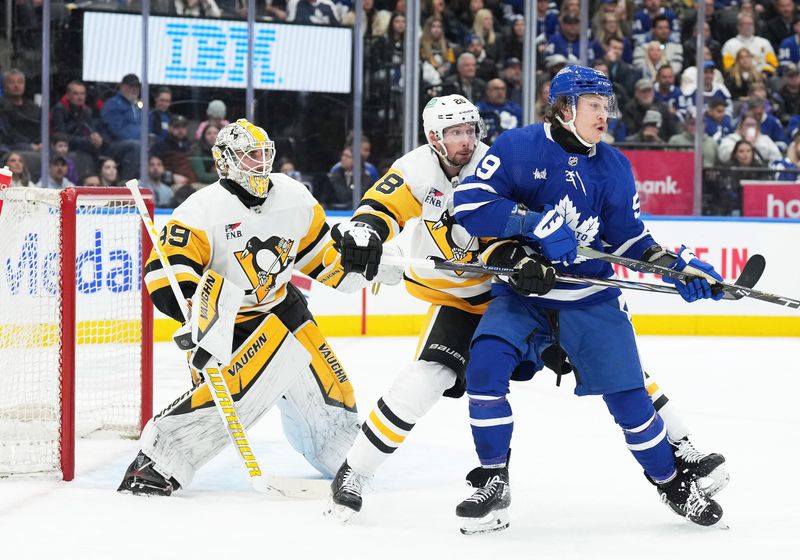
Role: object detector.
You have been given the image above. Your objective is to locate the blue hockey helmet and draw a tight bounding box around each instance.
[548,65,614,103]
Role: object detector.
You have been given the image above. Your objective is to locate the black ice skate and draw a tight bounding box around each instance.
[456,465,511,535]
[654,470,725,528]
[117,451,180,497]
[324,460,369,523]
[670,437,729,497]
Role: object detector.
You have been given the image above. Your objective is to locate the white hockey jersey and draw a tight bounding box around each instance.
[145,174,344,321]
[351,143,492,313]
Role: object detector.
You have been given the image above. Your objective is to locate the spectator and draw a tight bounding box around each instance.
[545,14,601,63]
[51,79,105,157]
[471,8,500,62]
[150,87,173,141]
[653,65,681,115]
[421,16,456,90]
[777,15,800,69]
[680,46,725,94]
[724,138,767,214]
[721,13,778,75]
[625,109,664,143]
[0,69,41,151]
[632,15,683,76]
[100,74,143,181]
[477,78,522,144]
[195,99,229,141]
[683,20,722,69]
[681,61,733,119]
[174,0,222,17]
[747,97,788,149]
[533,79,550,123]
[622,78,677,141]
[421,0,465,46]
[142,155,175,208]
[595,11,633,64]
[545,0,578,37]
[668,107,718,166]
[502,15,525,64]
[724,48,765,100]
[500,57,523,106]
[464,34,498,82]
[329,132,379,183]
[634,40,671,82]
[79,174,101,187]
[370,11,406,96]
[459,0,485,32]
[2,151,33,188]
[544,53,569,78]
[264,0,289,21]
[50,133,79,185]
[319,146,372,210]
[190,124,220,185]
[778,62,800,121]
[342,0,390,39]
[441,52,487,104]
[719,111,782,164]
[705,97,736,143]
[278,157,305,183]
[770,132,800,181]
[99,157,120,187]
[36,155,75,189]
[288,0,339,25]
[632,0,680,46]
[604,36,640,99]
[151,114,196,186]
[765,0,797,50]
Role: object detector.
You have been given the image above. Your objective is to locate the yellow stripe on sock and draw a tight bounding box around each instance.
[368,410,406,444]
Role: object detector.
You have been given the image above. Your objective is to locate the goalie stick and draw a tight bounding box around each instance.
[125,179,329,499]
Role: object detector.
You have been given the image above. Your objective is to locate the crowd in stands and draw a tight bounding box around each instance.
[2,0,800,214]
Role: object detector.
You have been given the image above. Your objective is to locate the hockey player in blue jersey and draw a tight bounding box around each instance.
[451,65,727,534]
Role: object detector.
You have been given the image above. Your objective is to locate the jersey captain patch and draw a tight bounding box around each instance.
[235,236,295,302]
[423,210,477,275]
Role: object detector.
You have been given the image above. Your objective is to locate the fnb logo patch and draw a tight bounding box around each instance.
[225,222,242,239]
[424,188,444,207]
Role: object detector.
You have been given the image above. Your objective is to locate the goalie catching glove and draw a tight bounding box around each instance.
[331,222,383,281]
[484,241,556,296]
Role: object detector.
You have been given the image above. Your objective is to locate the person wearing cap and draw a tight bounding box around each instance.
[668,107,718,166]
[464,34,498,83]
[195,99,230,141]
[499,57,523,106]
[99,73,142,181]
[0,68,41,152]
[544,53,569,78]
[777,15,800,69]
[36,155,75,190]
[622,78,676,141]
[625,108,664,143]
[150,114,196,187]
[545,13,602,66]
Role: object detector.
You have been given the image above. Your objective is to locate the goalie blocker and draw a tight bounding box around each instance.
[124,278,359,491]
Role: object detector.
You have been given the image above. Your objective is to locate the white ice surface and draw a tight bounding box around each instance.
[2,336,799,559]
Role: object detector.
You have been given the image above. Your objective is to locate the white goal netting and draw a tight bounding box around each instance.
[0,187,150,478]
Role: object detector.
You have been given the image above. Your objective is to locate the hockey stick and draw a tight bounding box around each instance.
[125,179,330,499]
[380,255,754,299]
[575,247,800,308]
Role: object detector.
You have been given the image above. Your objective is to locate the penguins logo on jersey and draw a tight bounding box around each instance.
[423,210,476,275]
[234,236,295,302]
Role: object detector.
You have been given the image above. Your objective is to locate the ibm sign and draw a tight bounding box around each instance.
[82,12,352,93]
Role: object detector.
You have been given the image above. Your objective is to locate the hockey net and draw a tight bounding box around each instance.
[0,187,153,480]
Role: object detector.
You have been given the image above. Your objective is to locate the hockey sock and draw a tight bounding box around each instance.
[604,388,675,482]
[644,371,691,442]
[466,336,518,466]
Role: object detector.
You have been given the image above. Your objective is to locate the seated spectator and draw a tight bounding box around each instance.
[329,132,378,183]
[190,124,220,185]
[174,0,222,17]
[79,174,101,187]
[151,114,196,186]
[477,79,522,144]
[771,132,800,181]
[622,78,677,141]
[545,13,601,64]
[319,146,372,210]
[747,97,788,150]
[719,111,783,164]
[632,0,680,46]
[288,0,340,25]
[37,155,75,189]
[653,65,681,115]
[722,13,778,75]
[464,34,498,83]
[150,87,173,141]
[471,8,501,62]
[195,99,229,141]
[625,109,664,144]
[595,10,633,64]
[705,98,736,143]
[503,15,525,64]
[778,15,800,70]
[765,0,797,52]
[724,48,765,101]
[99,157,120,187]
[142,155,175,208]
[680,46,725,94]
[634,41,669,82]
[421,0,466,46]
[681,61,733,119]
[264,0,289,21]
[778,63,800,122]
[50,133,79,185]
[441,52,487,104]
[0,68,41,152]
[100,74,143,182]
[668,107,718,166]
[51,79,105,157]
[533,79,550,123]
[544,53,569,78]
[278,157,304,182]
[632,15,683,76]
[2,151,34,188]
[342,0,390,38]
[604,36,640,100]
[421,16,456,91]
[683,20,722,70]
[500,57,523,107]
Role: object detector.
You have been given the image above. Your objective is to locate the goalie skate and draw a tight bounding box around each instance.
[456,466,510,535]
[117,451,180,497]
[670,437,729,497]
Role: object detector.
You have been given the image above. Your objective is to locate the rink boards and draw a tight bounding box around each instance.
[74,213,800,338]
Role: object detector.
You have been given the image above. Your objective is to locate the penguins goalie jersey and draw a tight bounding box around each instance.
[351,143,492,313]
[144,174,344,322]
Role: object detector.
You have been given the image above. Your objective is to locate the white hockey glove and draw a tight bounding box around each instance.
[331,221,383,281]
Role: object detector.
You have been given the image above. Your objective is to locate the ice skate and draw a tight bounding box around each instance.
[455,465,510,535]
[117,451,180,497]
[324,461,369,523]
[670,436,729,497]
[654,470,726,528]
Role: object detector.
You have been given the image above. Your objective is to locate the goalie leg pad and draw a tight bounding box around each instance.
[140,314,310,488]
[277,320,360,477]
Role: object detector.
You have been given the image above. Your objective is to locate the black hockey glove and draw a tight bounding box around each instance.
[485,241,556,296]
[331,222,383,281]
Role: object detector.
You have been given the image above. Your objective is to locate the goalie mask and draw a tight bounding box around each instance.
[212,118,276,198]
[423,95,486,167]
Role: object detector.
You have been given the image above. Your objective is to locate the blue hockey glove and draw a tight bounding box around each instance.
[663,245,724,302]
[504,205,577,265]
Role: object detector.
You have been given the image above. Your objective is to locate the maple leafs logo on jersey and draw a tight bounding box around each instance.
[423,210,477,275]
[234,236,295,302]
[555,195,599,263]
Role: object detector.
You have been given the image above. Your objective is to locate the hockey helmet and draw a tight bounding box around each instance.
[548,65,618,117]
[212,118,276,197]
[422,95,486,164]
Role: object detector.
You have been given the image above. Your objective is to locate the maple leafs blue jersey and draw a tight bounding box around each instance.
[453,123,657,309]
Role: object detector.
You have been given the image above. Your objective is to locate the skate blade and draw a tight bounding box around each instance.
[697,468,730,498]
[458,508,510,535]
[323,500,358,524]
